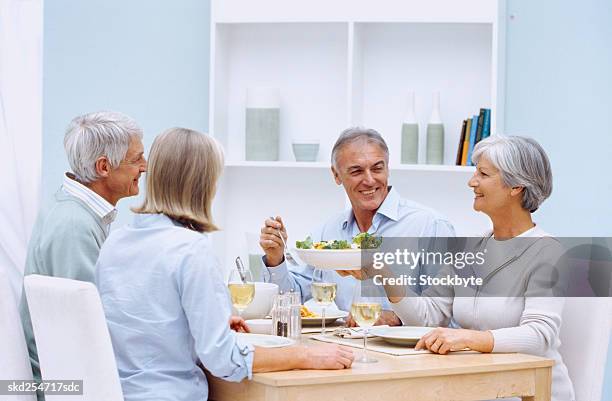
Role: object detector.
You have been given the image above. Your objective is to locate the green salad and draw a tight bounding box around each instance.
[295,232,381,250]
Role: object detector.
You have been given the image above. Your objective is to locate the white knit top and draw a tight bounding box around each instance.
[391,226,575,401]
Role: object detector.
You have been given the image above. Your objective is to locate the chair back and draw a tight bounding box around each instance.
[24,275,123,401]
[560,298,612,401]
[0,269,36,400]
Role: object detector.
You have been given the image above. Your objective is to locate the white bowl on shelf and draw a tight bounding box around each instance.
[292,140,320,162]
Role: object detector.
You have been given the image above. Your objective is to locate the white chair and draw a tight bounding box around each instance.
[560,298,612,401]
[0,269,36,401]
[24,275,123,401]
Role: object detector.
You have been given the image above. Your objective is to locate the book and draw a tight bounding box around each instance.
[466,115,479,166]
[460,118,472,165]
[475,108,485,143]
[481,108,491,140]
[455,119,467,165]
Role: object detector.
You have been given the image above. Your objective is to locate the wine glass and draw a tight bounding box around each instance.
[311,268,337,335]
[228,269,255,318]
[351,284,382,363]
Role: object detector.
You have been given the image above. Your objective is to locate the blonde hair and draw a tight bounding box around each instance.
[133,128,224,232]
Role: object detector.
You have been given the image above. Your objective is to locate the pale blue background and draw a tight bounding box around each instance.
[504,1,612,398]
[43,0,210,228]
[42,0,611,397]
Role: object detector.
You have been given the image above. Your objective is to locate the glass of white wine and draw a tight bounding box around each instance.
[311,268,337,335]
[228,269,255,317]
[351,285,382,363]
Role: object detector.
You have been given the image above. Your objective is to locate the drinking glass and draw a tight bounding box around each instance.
[228,269,255,317]
[310,268,337,335]
[351,285,382,363]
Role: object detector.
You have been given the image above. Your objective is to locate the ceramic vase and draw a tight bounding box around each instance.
[245,87,280,161]
[401,91,419,164]
[426,92,444,164]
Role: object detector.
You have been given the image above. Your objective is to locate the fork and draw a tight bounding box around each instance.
[269,216,299,265]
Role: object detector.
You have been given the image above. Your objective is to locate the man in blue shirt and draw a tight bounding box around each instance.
[260,127,455,325]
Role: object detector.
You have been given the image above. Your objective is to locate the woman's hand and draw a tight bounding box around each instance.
[415,327,493,354]
[229,316,250,333]
[300,344,354,369]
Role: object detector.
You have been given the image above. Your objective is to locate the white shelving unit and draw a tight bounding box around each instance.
[210,0,505,272]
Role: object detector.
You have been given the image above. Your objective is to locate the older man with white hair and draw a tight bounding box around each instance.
[20,111,147,399]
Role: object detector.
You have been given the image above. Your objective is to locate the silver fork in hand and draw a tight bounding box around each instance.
[270,216,299,265]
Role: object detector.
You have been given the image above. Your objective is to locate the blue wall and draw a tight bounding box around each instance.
[505,0,612,398]
[43,0,210,227]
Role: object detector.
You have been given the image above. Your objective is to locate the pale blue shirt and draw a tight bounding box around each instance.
[263,187,456,312]
[95,213,254,401]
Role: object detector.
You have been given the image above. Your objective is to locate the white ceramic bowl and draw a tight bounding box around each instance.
[245,319,273,335]
[292,143,320,162]
[232,282,278,319]
[293,248,362,270]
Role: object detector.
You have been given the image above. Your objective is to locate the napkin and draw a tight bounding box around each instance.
[332,325,389,339]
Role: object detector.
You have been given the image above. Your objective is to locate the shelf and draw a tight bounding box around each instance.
[210,0,502,272]
[351,22,493,166]
[225,161,330,168]
[224,160,475,173]
[213,0,497,24]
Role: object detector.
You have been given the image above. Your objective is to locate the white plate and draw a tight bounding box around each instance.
[236,333,294,348]
[293,248,362,270]
[370,326,433,346]
[301,310,349,326]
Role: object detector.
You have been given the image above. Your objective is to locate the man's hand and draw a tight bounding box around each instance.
[229,316,250,333]
[345,310,402,327]
[259,216,288,267]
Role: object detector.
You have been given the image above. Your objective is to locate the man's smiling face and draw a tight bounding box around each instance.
[332,139,389,215]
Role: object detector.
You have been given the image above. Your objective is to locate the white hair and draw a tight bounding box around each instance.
[331,127,389,169]
[64,111,143,183]
[471,135,552,212]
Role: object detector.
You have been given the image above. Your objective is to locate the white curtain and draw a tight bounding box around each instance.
[0,0,43,304]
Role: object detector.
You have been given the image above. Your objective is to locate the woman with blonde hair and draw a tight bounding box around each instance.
[95,128,353,401]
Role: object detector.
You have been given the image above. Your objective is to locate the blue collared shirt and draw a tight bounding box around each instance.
[95,213,254,401]
[263,187,455,312]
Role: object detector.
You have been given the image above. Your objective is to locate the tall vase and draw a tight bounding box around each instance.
[245,87,280,161]
[401,92,419,164]
[426,92,444,165]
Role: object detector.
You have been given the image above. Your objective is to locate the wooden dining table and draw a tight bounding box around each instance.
[207,335,553,401]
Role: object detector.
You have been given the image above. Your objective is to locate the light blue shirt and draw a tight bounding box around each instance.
[263,187,456,312]
[95,213,254,401]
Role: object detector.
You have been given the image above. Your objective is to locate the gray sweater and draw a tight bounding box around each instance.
[20,189,108,399]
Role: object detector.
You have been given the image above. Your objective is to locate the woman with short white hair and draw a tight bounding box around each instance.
[373,135,574,401]
[95,128,353,401]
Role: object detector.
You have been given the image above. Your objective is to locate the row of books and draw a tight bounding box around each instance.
[455,108,491,166]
